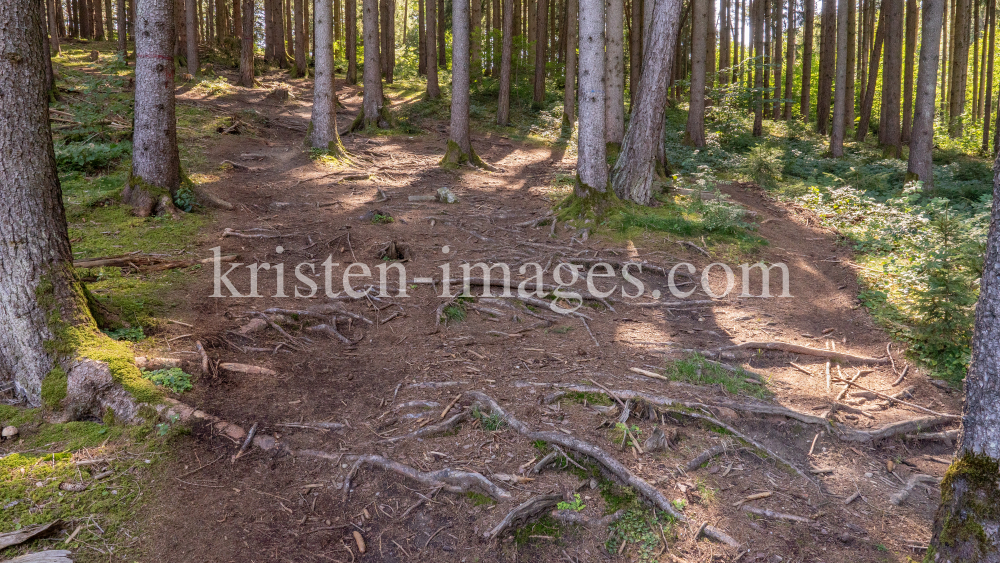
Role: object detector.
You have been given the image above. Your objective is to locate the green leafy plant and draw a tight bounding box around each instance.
[557,493,586,511]
[141,368,193,394]
[741,145,781,189]
[371,213,394,225]
[54,142,131,173]
[103,326,145,342]
[471,406,506,431]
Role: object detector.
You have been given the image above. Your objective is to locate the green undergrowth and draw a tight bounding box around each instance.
[0,402,180,561]
[663,354,773,399]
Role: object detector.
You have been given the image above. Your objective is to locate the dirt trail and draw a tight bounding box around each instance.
[142,71,959,563]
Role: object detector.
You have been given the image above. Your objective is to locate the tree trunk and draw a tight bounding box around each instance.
[605,0,625,142]
[684,0,707,146]
[783,0,795,118]
[498,0,514,122]
[285,0,293,56]
[563,0,577,125]
[816,0,836,134]
[233,0,241,37]
[752,0,764,134]
[533,0,548,103]
[438,0,445,66]
[186,0,198,73]
[948,0,970,136]
[901,0,917,142]
[311,0,346,153]
[126,0,182,218]
[81,0,92,37]
[380,0,390,81]
[348,0,358,82]
[800,0,813,119]
[94,0,105,37]
[905,0,943,186]
[49,0,62,55]
[984,0,996,153]
[844,0,855,133]
[294,0,306,75]
[443,0,485,165]
[239,0,255,85]
[974,0,980,121]
[879,0,903,156]
[830,0,849,155]
[419,0,426,73]
[106,0,115,39]
[979,0,988,120]
[856,5,884,140]
[720,0,730,85]
[631,0,644,101]
[275,0,289,66]
[472,0,483,78]
[611,0,682,203]
[926,151,1000,563]
[335,0,342,58]
[941,0,949,114]
[576,0,607,195]
[771,0,781,118]
[426,0,440,96]
[362,0,386,123]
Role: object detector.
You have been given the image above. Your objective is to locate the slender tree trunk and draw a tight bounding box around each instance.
[233,0,240,37]
[361,0,386,123]
[239,0,255,85]
[830,0,849,155]
[941,0,949,114]
[880,0,903,155]
[533,0,548,103]
[437,0,445,66]
[426,0,441,96]
[985,0,996,152]
[631,0,644,101]
[186,0,198,73]
[783,0,794,118]
[974,0,981,120]
[106,0,115,39]
[752,0,764,134]
[979,0,988,120]
[59,0,67,38]
[311,0,346,152]
[347,0,358,82]
[926,147,1000,563]
[127,0,182,216]
[472,0,483,78]
[81,0,92,37]
[685,0,707,146]
[844,0,855,132]
[856,5,884,139]
[116,0,127,50]
[419,0,426,73]
[444,0,485,165]
[498,0,514,122]
[611,0,683,203]
[334,0,342,58]
[275,0,289,66]
[816,0,836,133]
[295,0,307,75]
[563,0,577,125]
[948,0,970,135]
[800,0,813,119]
[94,0,105,37]
[720,0,731,84]
[771,0,781,117]
[265,0,275,62]
[380,0,392,82]
[906,0,943,185]
[901,0,917,142]
[605,0,624,142]
[707,0,715,85]
[762,0,770,120]
[49,0,62,55]
[285,0,293,61]
[859,0,868,113]
[576,0,607,194]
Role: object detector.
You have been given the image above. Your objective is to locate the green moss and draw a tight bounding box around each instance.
[0,405,41,426]
[662,354,772,399]
[931,452,1000,560]
[513,515,561,545]
[558,179,621,221]
[565,391,614,406]
[465,491,496,506]
[41,367,68,410]
[440,139,488,169]
[66,325,162,404]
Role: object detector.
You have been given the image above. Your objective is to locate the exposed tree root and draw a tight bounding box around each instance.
[683,442,733,472]
[484,494,563,540]
[551,508,627,529]
[74,253,237,271]
[715,342,889,365]
[889,474,940,505]
[836,416,955,443]
[379,412,468,444]
[342,454,511,501]
[740,505,814,523]
[276,422,346,432]
[466,392,740,548]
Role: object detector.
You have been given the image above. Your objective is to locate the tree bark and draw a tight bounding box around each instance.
[265,0,275,62]
[295,0,307,75]
[816,0,836,134]
[856,4,884,140]
[844,0,856,133]
[275,0,289,66]
[783,0,794,118]
[926,150,1000,563]
[771,0,782,118]
[720,0,730,85]
[426,0,440,96]
[239,0,255,85]
[800,0,813,119]
[562,0,577,125]
[879,0,903,156]
[379,0,395,83]
[311,0,345,152]
[947,0,970,136]
[81,0,92,37]
[576,0,608,195]
[186,0,198,74]
[105,0,115,39]
[631,0,644,101]
[498,0,514,122]
[707,0,715,85]
[533,0,548,103]
[419,0,426,73]
[438,0,445,66]
[443,0,485,166]
[830,0,849,155]
[49,0,62,55]
[347,0,358,82]
[94,0,105,38]
[684,0,707,146]
[233,0,241,37]
[604,0,624,142]
[472,0,483,78]
[610,0,682,203]
[905,0,943,187]
[752,0,764,135]
[901,0,917,142]
[984,0,996,153]
[362,0,386,123]
[126,0,182,217]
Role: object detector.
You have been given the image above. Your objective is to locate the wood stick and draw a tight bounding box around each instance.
[741,505,814,523]
[630,366,669,381]
[808,432,820,456]
[440,394,463,419]
[232,422,258,462]
[892,364,910,386]
[831,376,959,418]
[718,341,890,365]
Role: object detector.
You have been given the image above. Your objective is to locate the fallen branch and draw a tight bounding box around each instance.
[4,551,74,563]
[740,505,814,523]
[219,363,277,376]
[907,429,960,445]
[277,421,347,432]
[837,416,954,443]
[678,240,711,258]
[232,422,258,462]
[832,376,959,418]
[484,494,563,540]
[306,323,355,345]
[74,253,237,270]
[531,452,559,474]
[890,474,941,506]
[343,454,511,501]
[892,364,910,386]
[467,392,739,547]
[718,342,889,365]
[684,443,732,472]
[378,412,468,444]
[0,521,62,550]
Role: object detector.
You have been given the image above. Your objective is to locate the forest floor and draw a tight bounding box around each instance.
[0,43,973,563]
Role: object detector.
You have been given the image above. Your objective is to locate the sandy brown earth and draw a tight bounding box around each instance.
[138,70,960,563]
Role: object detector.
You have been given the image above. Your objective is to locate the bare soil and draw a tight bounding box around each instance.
[139,70,959,563]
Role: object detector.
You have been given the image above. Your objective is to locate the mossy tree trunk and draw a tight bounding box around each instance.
[609,0,681,204]
[125,0,183,218]
[442,0,489,167]
[1,0,150,422]
[928,150,1000,562]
